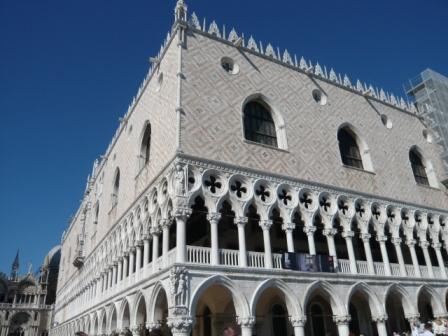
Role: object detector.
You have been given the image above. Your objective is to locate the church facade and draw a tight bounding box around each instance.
[0,247,61,336]
[50,2,448,336]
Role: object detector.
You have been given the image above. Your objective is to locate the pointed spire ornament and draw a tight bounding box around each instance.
[314,62,324,77]
[228,28,239,43]
[283,50,293,65]
[189,12,201,29]
[299,57,308,70]
[343,74,352,87]
[265,44,276,59]
[208,21,221,37]
[379,89,387,101]
[368,85,376,97]
[356,80,364,92]
[247,36,259,52]
[329,68,338,82]
[400,97,407,109]
[390,94,398,106]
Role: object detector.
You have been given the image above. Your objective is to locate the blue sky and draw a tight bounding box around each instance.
[0,0,447,275]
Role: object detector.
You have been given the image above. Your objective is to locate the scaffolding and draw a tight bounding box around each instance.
[405,69,448,182]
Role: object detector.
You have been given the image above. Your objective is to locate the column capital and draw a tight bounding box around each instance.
[206,212,222,223]
[142,233,151,241]
[432,242,442,250]
[420,241,430,249]
[234,216,248,227]
[135,240,144,247]
[333,315,351,325]
[160,218,172,229]
[406,239,416,247]
[372,314,388,323]
[391,237,402,245]
[303,226,316,235]
[130,325,143,336]
[342,230,355,239]
[150,225,162,236]
[237,316,255,328]
[282,222,296,232]
[172,207,192,220]
[146,322,161,332]
[259,220,273,231]
[323,228,337,237]
[360,233,371,242]
[289,316,307,327]
[129,246,136,253]
[167,316,194,333]
[376,235,388,243]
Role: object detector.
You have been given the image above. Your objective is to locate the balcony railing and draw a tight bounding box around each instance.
[185,246,448,280]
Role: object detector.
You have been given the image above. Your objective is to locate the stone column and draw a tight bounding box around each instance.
[342,231,357,274]
[361,233,375,275]
[123,253,129,279]
[174,208,192,263]
[167,316,194,336]
[323,228,338,266]
[161,219,171,266]
[433,243,448,279]
[392,238,407,277]
[334,316,351,336]
[235,217,248,267]
[377,235,392,276]
[282,223,296,253]
[135,242,142,271]
[289,317,306,336]
[151,226,161,272]
[112,263,117,285]
[108,268,113,288]
[117,257,123,282]
[406,239,422,278]
[260,220,273,269]
[304,226,317,255]
[373,316,388,336]
[420,241,434,278]
[238,317,255,336]
[143,235,150,266]
[207,212,221,266]
[129,248,135,275]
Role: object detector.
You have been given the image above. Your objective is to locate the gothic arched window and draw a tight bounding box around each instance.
[243,101,278,147]
[409,149,429,186]
[338,128,363,169]
[140,123,152,167]
[112,169,120,207]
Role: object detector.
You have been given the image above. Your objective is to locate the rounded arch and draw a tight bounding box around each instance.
[383,283,416,317]
[190,275,250,319]
[241,93,288,150]
[345,282,384,318]
[409,145,438,188]
[250,279,303,317]
[303,280,346,316]
[337,123,374,172]
[416,284,445,317]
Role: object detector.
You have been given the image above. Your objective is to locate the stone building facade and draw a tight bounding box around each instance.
[50,1,448,336]
[0,247,61,336]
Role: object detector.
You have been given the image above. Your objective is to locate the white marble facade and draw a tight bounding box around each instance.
[51,2,448,336]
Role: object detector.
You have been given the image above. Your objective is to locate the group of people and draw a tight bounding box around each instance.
[391,319,448,336]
